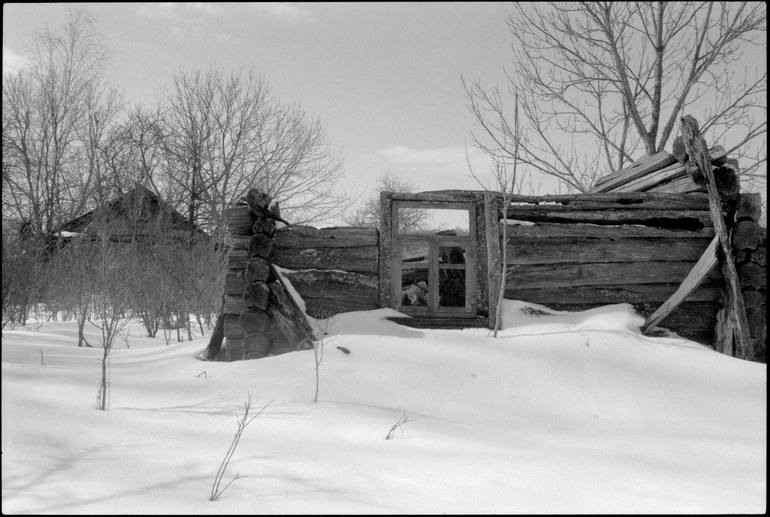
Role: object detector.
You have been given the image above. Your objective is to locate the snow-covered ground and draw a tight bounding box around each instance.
[1,301,766,514]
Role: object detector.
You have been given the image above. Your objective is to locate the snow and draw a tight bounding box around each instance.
[2,301,766,514]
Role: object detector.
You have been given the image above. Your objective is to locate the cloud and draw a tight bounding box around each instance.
[252,2,310,19]
[3,46,28,75]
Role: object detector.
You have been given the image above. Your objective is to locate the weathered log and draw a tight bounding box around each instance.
[224,272,245,295]
[736,192,762,221]
[272,245,379,275]
[245,190,272,216]
[244,257,272,282]
[505,261,723,290]
[591,151,677,193]
[505,221,714,239]
[223,294,247,315]
[227,249,251,270]
[506,237,714,265]
[222,313,245,340]
[646,174,707,194]
[505,207,712,228]
[714,164,739,201]
[484,192,503,331]
[506,283,722,305]
[248,234,274,259]
[642,235,719,334]
[269,275,315,340]
[612,163,686,193]
[680,114,752,359]
[280,269,379,318]
[737,262,765,290]
[252,217,276,237]
[244,282,270,311]
[273,226,379,249]
[732,220,762,251]
[226,205,253,236]
[590,147,727,193]
[505,192,710,210]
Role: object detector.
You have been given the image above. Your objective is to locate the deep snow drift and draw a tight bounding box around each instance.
[1,301,766,514]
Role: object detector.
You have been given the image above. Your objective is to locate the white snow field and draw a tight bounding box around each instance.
[1,301,766,514]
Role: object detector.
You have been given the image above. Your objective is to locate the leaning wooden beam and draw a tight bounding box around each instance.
[679,115,752,359]
[642,236,719,334]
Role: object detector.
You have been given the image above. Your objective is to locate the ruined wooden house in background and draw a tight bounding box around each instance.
[209,119,766,363]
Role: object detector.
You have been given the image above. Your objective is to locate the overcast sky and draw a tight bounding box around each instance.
[3,2,521,213]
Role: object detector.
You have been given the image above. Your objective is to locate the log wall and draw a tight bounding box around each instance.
[272,226,380,318]
[500,192,722,344]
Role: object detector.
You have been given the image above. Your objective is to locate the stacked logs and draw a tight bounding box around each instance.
[590,145,738,200]
[726,193,766,361]
[212,189,314,361]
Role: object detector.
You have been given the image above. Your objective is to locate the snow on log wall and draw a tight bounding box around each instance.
[500,192,722,344]
[272,226,380,318]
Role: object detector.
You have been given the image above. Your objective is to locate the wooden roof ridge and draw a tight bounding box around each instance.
[54,185,198,235]
[590,145,728,194]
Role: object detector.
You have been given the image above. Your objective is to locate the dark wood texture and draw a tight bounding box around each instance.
[505,261,723,290]
[591,151,678,193]
[506,237,714,265]
[505,222,715,239]
[680,115,752,359]
[505,207,711,228]
[506,284,722,305]
[281,269,379,318]
[506,192,710,210]
[642,236,719,333]
[272,226,379,274]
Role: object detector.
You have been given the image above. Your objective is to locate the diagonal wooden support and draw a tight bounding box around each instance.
[643,235,719,334]
[679,115,752,359]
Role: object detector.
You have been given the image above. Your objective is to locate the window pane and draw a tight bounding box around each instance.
[397,207,469,235]
[439,245,465,265]
[401,268,429,307]
[401,241,429,267]
[438,269,465,307]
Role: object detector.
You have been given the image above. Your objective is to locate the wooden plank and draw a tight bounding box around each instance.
[642,235,719,333]
[506,283,722,305]
[506,237,714,265]
[272,246,379,274]
[281,269,379,318]
[389,191,482,203]
[223,294,247,315]
[504,192,709,210]
[484,193,502,331]
[505,222,715,239]
[591,151,678,192]
[226,205,253,235]
[273,226,379,249]
[505,207,712,227]
[612,163,686,193]
[680,114,752,359]
[591,146,728,193]
[505,261,723,290]
[646,175,706,194]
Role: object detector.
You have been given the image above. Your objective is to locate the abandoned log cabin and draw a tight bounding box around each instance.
[51,186,204,244]
[210,143,766,363]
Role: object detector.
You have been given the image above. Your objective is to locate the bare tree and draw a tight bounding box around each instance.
[2,10,119,235]
[465,2,767,192]
[162,68,345,244]
[345,172,429,232]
